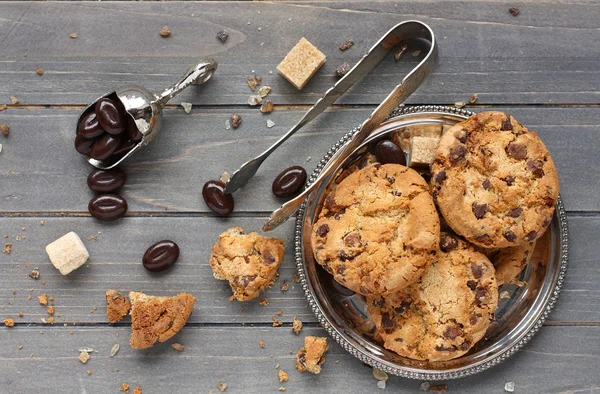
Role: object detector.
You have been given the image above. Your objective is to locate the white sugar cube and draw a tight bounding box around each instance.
[45,232,89,275]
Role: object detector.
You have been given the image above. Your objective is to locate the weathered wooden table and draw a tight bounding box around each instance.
[1,1,599,393]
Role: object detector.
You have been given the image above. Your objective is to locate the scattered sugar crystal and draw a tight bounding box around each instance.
[181,102,192,113]
[225,120,231,130]
[248,95,262,106]
[505,382,515,392]
[266,119,275,128]
[377,380,386,389]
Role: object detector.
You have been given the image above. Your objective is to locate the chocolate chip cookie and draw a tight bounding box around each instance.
[366,233,498,361]
[311,163,440,296]
[210,227,285,301]
[485,241,536,286]
[431,111,559,249]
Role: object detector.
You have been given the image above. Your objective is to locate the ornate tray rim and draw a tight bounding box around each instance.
[293,105,569,380]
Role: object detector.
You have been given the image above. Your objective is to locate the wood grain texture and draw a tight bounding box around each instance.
[1,325,599,393]
[0,106,597,213]
[0,216,597,324]
[0,1,599,105]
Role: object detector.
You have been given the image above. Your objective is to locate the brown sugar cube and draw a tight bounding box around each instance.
[408,136,440,167]
[106,290,131,323]
[296,336,328,374]
[392,124,443,152]
[277,37,326,90]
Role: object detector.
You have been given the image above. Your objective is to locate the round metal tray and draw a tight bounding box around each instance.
[294,105,569,380]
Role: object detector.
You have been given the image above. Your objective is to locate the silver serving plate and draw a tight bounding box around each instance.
[295,105,569,379]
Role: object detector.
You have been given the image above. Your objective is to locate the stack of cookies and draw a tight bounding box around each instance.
[311,111,559,361]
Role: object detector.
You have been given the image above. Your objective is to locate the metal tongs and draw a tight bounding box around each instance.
[224,21,437,231]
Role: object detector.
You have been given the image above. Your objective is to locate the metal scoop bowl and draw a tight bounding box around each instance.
[76,59,217,170]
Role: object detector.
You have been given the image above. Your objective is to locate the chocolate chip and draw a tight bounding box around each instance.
[506,207,523,218]
[479,145,492,156]
[482,179,491,190]
[392,190,402,197]
[501,115,513,130]
[472,203,488,219]
[456,128,468,143]
[335,265,346,275]
[443,326,462,340]
[543,216,552,227]
[435,345,456,352]
[525,231,538,241]
[339,250,354,262]
[449,145,466,165]
[394,300,412,315]
[506,142,527,160]
[474,234,492,245]
[475,289,489,306]
[503,230,517,242]
[440,233,458,252]
[460,341,470,351]
[394,338,404,342]
[344,233,361,248]
[263,250,276,265]
[471,263,483,278]
[387,176,395,184]
[434,171,446,184]
[467,280,478,291]
[470,313,480,325]
[381,312,396,330]
[526,160,544,178]
[504,175,515,186]
[316,224,330,237]
[324,193,341,212]
[241,274,257,287]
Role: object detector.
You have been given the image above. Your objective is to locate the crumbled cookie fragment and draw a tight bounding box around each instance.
[296,336,328,374]
[70,33,78,39]
[509,7,520,16]
[230,113,242,129]
[292,316,302,334]
[9,96,19,105]
[278,369,289,382]
[217,381,228,392]
[279,387,286,391]
[259,298,269,306]
[119,383,130,393]
[159,26,171,37]
[469,94,479,104]
[429,384,448,393]
[291,274,300,283]
[259,341,265,348]
[171,342,185,352]
[261,99,274,114]
[38,294,48,306]
[0,104,7,111]
[247,74,262,91]
[0,123,8,136]
[339,40,354,51]
[3,318,15,327]
[3,243,11,254]
[210,227,285,301]
[45,232,89,275]
[78,350,90,364]
[454,101,466,108]
[395,44,409,61]
[29,269,40,279]
[277,37,326,90]
[47,306,54,315]
[335,62,350,77]
[133,387,142,394]
[272,317,283,327]
[129,291,196,349]
[86,370,93,375]
[106,290,131,323]
[280,280,289,293]
[216,30,229,43]
[34,67,44,76]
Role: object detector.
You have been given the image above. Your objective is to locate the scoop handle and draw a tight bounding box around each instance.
[154,59,218,107]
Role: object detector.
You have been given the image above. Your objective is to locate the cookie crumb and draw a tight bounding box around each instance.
[230,113,242,129]
[119,383,130,393]
[278,369,289,382]
[78,350,90,364]
[159,26,171,37]
[2,243,12,254]
[34,66,44,76]
[292,316,302,334]
[3,318,14,327]
[504,382,515,392]
[394,44,409,62]
[291,274,300,283]
[279,388,286,392]
[9,96,19,105]
[247,74,262,91]
[47,306,54,315]
[335,62,351,77]
[454,101,466,109]
[109,344,120,357]
[339,40,354,51]
[70,33,78,39]
[280,280,289,293]
[469,94,479,104]
[429,384,448,394]
[133,387,142,394]
[260,100,274,114]
[86,370,93,375]
[296,336,328,374]
[0,123,8,136]
[259,341,265,348]
[275,310,283,316]
[217,381,228,392]
[508,7,520,16]
[272,317,283,327]
[216,30,229,43]
[38,294,48,306]
[259,298,269,306]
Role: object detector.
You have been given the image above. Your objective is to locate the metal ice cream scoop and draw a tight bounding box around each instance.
[75,59,217,170]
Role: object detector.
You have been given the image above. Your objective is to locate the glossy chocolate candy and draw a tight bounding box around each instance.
[75,134,95,155]
[142,240,180,272]
[374,140,406,165]
[272,165,307,197]
[95,98,126,136]
[202,180,234,216]
[87,168,127,193]
[89,134,121,161]
[88,194,128,221]
[78,111,105,139]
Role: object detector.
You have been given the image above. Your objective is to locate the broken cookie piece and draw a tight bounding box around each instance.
[106,290,131,323]
[129,291,196,349]
[209,227,285,301]
[277,37,326,90]
[296,336,328,374]
[45,231,89,275]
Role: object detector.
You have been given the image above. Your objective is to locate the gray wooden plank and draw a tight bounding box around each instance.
[0,325,599,393]
[0,216,597,324]
[0,106,597,213]
[0,1,599,105]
